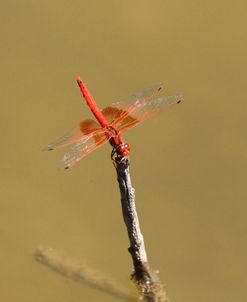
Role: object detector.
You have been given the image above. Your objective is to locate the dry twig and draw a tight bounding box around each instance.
[114,157,169,302]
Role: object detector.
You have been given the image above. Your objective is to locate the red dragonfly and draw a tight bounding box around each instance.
[44,77,182,169]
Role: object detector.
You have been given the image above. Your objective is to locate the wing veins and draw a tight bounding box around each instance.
[60,128,109,169]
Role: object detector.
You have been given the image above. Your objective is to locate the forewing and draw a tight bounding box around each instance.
[113,94,183,132]
[60,129,109,169]
[43,119,101,151]
[101,83,164,125]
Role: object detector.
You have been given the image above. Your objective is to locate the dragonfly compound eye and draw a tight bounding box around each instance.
[117,143,130,157]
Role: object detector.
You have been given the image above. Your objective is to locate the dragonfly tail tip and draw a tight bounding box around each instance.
[76,75,82,86]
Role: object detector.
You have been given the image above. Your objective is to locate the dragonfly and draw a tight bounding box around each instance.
[44,76,182,169]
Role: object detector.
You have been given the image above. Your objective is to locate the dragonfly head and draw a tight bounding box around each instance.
[117,143,130,157]
[111,143,130,159]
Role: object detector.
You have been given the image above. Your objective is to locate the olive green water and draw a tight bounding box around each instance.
[0,1,246,301]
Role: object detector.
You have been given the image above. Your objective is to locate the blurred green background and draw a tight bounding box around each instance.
[0,1,246,301]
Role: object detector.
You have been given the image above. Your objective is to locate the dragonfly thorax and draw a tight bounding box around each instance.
[106,126,119,138]
[106,126,130,159]
[106,126,122,145]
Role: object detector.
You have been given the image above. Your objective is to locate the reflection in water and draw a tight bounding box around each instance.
[34,247,137,302]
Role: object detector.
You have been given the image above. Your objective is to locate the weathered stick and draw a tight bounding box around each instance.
[114,157,169,302]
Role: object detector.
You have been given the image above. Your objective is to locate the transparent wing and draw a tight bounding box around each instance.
[101,83,164,125]
[60,129,109,170]
[107,94,183,132]
[43,119,101,151]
